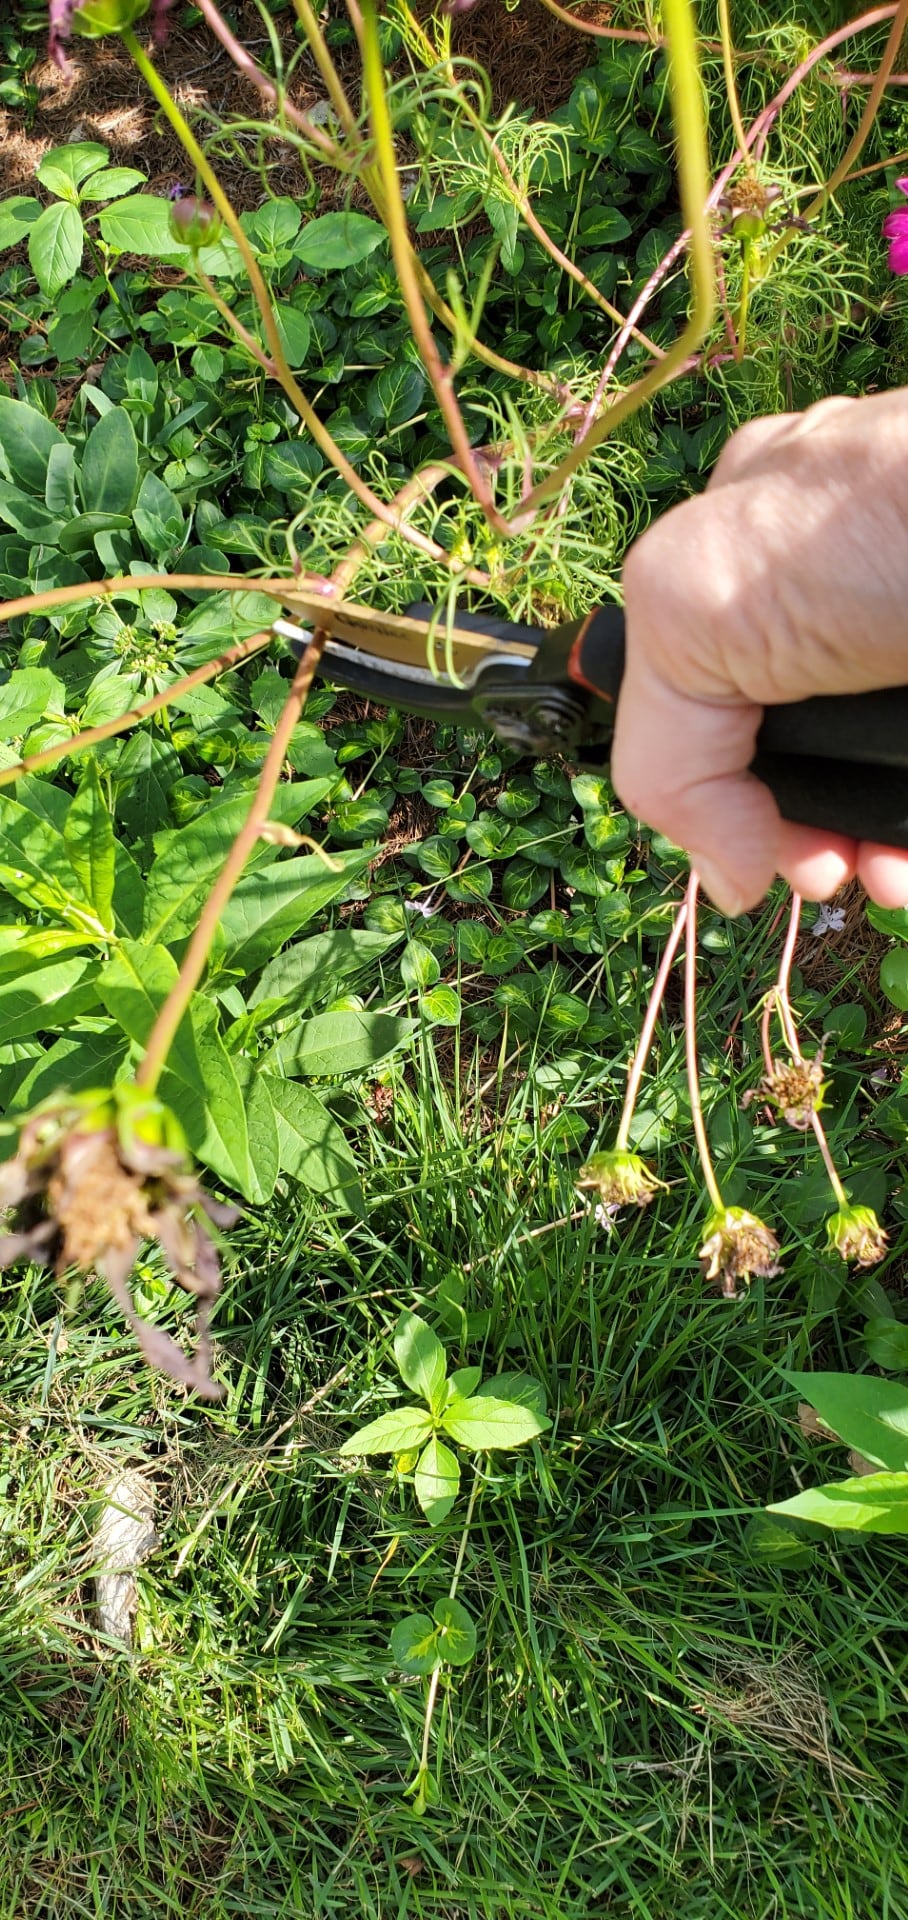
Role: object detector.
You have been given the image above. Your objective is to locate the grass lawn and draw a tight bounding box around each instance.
[2,895,907,1919]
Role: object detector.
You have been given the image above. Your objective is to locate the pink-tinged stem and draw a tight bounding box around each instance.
[684,872,724,1213]
[615,902,688,1150]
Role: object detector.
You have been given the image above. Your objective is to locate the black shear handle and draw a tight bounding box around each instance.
[572,607,908,851]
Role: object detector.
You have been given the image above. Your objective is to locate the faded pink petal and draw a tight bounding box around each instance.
[883,205,908,274]
[895,176,908,196]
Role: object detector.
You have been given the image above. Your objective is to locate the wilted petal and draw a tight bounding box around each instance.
[151,0,176,43]
[49,0,76,68]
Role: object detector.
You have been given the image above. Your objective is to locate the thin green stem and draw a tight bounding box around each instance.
[515,0,715,518]
[684,872,724,1214]
[768,893,850,1211]
[717,0,752,170]
[734,241,752,359]
[357,0,509,532]
[415,1465,482,1795]
[615,903,688,1152]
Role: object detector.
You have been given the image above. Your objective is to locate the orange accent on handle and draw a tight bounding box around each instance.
[566,610,614,703]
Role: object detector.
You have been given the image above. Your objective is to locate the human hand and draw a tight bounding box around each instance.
[611,392,908,915]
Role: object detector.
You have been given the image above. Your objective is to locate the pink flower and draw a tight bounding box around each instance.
[882,177,908,275]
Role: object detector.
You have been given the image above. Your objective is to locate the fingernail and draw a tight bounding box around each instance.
[691,858,745,919]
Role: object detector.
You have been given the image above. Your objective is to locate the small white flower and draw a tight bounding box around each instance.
[811,904,846,938]
[593,1202,618,1233]
[405,897,437,920]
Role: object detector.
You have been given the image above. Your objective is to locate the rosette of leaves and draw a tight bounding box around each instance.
[339,1310,550,1525]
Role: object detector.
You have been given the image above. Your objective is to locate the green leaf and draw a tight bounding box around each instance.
[447,1366,482,1400]
[861,1319,908,1372]
[80,407,139,515]
[784,1372,908,1473]
[276,1008,415,1079]
[476,1371,548,1421]
[63,761,116,930]
[79,167,147,202]
[338,1406,434,1455]
[114,731,182,839]
[10,1028,127,1113]
[365,362,426,429]
[442,1394,550,1450]
[0,198,41,252]
[769,1472,908,1534]
[217,849,364,973]
[274,307,311,368]
[389,1612,439,1677]
[294,211,385,270]
[251,927,399,1011]
[578,205,632,246]
[401,939,440,990]
[413,1436,460,1527]
[141,785,329,945]
[420,985,461,1025]
[0,952,99,1043]
[45,441,78,517]
[394,1310,447,1411]
[233,1060,280,1206]
[880,948,908,1012]
[432,1595,476,1664]
[28,202,84,296]
[263,1074,364,1214]
[0,668,64,742]
[0,792,91,920]
[0,397,68,494]
[37,141,109,195]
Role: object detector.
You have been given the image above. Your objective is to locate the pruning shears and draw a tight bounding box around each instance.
[271,592,908,851]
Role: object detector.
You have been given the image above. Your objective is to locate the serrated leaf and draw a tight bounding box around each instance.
[338,1406,433,1455]
[395,1311,447,1411]
[413,1436,460,1527]
[442,1394,550,1450]
[769,1472,908,1534]
[28,202,84,296]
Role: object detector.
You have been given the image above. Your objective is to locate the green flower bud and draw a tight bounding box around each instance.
[576,1148,666,1210]
[72,0,150,38]
[825,1205,887,1268]
[699,1205,781,1299]
[168,196,223,251]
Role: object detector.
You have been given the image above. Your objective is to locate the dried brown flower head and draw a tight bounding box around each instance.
[0,1086,236,1397]
[757,1049,827,1130]
[576,1148,667,1211]
[699,1206,782,1300]
[825,1205,887,1269]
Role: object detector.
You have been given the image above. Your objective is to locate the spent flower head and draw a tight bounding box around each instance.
[757,1049,827,1131]
[0,1085,236,1396]
[825,1204,888,1268]
[49,0,174,67]
[576,1148,666,1211]
[699,1205,782,1300]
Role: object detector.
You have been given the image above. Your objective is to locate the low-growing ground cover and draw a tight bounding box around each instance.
[1,1,908,1914]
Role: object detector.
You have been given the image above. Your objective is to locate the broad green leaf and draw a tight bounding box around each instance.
[400,939,440,990]
[880,947,908,1012]
[142,784,330,945]
[784,1371,908,1473]
[9,1028,127,1113]
[578,204,632,246]
[413,1436,460,1528]
[294,211,385,270]
[447,1366,482,1400]
[0,197,41,252]
[277,1009,415,1079]
[263,1074,364,1214]
[476,1372,548,1421]
[99,940,253,1194]
[114,731,182,839]
[0,397,68,493]
[862,1319,908,1372]
[0,926,91,965]
[233,1064,280,1206]
[37,141,109,194]
[432,1595,476,1663]
[240,198,302,250]
[0,668,64,743]
[98,194,243,276]
[57,510,132,553]
[29,202,84,296]
[251,927,399,1011]
[365,362,426,430]
[420,985,461,1026]
[0,793,91,921]
[0,482,63,542]
[45,441,78,518]
[274,307,311,368]
[63,761,116,930]
[442,1394,550,1450]
[218,850,366,973]
[338,1406,433,1455]
[769,1472,908,1534]
[80,407,139,515]
[79,167,147,203]
[395,1310,447,1412]
[389,1612,439,1677]
[0,953,99,1043]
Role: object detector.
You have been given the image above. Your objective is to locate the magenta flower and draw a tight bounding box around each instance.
[883,177,908,275]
